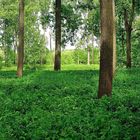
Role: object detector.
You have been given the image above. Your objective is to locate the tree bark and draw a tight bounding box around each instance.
[98,0,116,98]
[124,9,132,68]
[92,34,94,64]
[121,28,125,54]
[92,47,94,64]
[54,0,61,71]
[50,33,52,51]
[87,46,90,65]
[77,54,79,64]
[13,32,18,65]
[124,0,135,68]
[112,0,116,75]
[126,28,132,68]
[17,0,24,77]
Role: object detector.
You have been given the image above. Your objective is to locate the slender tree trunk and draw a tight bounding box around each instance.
[124,9,132,68]
[124,0,135,68]
[77,54,79,64]
[92,47,94,64]
[3,44,7,66]
[121,28,125,54]
[112,0,116,75]
[87,47,90,65]
[98,0,116,98]
[40,52,43,65]
[17,0,24,77]
[50,33,54,65]
[54,0,61,71]
[13,32,18,65]
[14,44,16,65]
[3,21,7,66]
[126,28,132,68]
[92,34,94,64]
[50,33,52,51]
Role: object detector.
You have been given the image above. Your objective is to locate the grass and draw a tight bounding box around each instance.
[0,65,140,139]
[1,64,99,71]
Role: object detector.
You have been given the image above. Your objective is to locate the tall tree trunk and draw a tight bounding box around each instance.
[126,28,132,68]
[124,9,132,68]
[17,0,24,77]
[13,32,18,65]
[87,46,90,65]
[13,43,16,65]
[98,0,116,98]
[77,53,79,64]
[3,21,7,66]
[112,0,116,75]
[92,47,94,64]
[92,34,94,64]
[40,52,43,65]
[121,28,125,54]
[124,0,135,68]
[50,33,52,51]
[54,0,61,71]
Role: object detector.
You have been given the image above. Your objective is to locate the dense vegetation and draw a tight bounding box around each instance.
[0,0,140,139]
[0,0,140,69]
[0,65,140,139]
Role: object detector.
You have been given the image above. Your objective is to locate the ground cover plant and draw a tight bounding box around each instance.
[1,0,140,139]
[0,65,140,140]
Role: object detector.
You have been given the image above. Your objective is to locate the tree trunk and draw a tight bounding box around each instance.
[40,53,43,65]
[98,0,116,98]
[17,0,24,77]
[13,32,18,65]
[124,10,132,68]
[124,0,135,68]
[77,54,79,64]
[121,18,125,54]
[126,28,132,68]
[92,48,94,64]
[92,34,94,64]
[87,47,90,65]
[54,0,61,71]
[14,43,16,65]
[112,0,116,75]
[3,21,7,66]
[50,33,52,51]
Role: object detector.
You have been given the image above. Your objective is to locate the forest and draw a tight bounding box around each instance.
[0,0,140,139]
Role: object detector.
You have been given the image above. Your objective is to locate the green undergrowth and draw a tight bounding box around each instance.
[0,66,140,140]
[1,64,99,71]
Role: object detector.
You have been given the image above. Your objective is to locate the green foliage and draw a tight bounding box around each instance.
[0,49,4,69]
[46,51,54,65]
[0,0,48,69]
[0,66,140,139]
[73,48,99,64]
[73,48,87,64]
[25,29,47,70]
[61,51,74,65]
[46,49,99,65]
[0,57,3,70]
[116,0,140,67]
[61,3,82,46]
[116,15,140,67]
[132,17,140,67]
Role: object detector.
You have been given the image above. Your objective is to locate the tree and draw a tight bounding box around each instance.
[54,0,61,71]
[116,0,139,68]
[76,0,100,66]
[17,0,24,77]
[98,0,116,98]
[124,0,135,68]
[0,0,18,66]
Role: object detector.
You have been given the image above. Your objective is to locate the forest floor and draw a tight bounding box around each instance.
[0,65,140,139]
